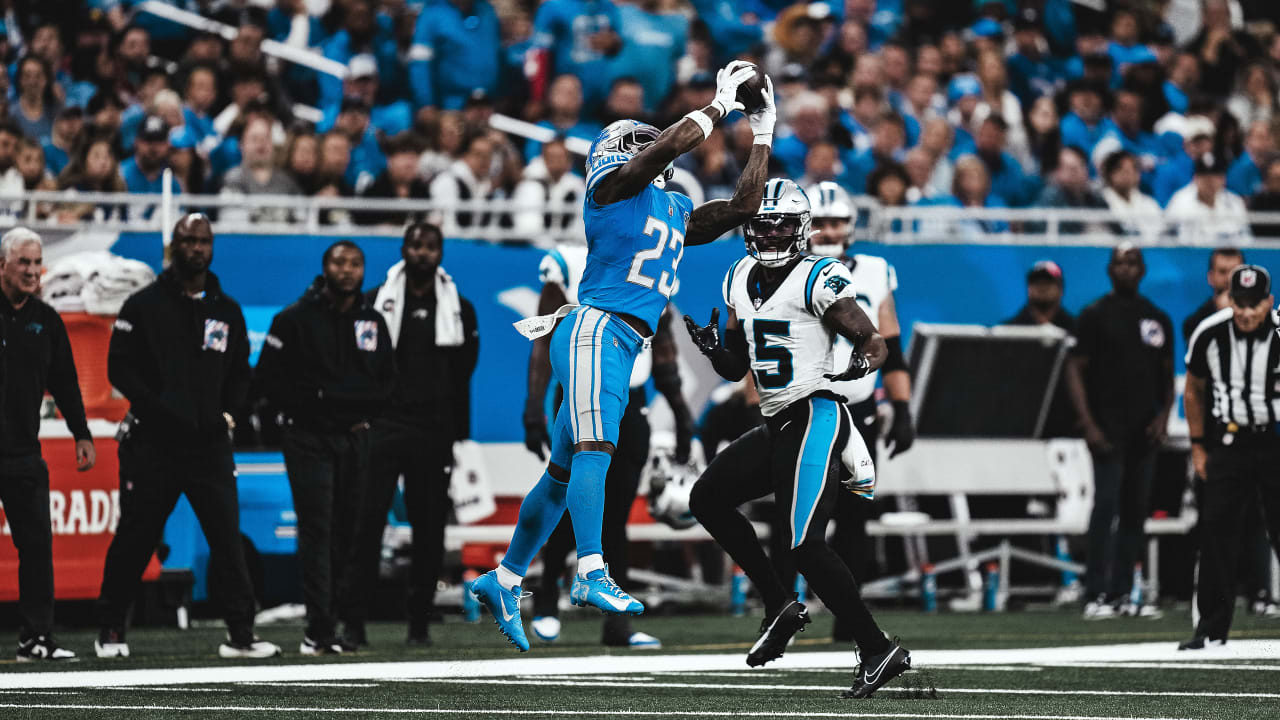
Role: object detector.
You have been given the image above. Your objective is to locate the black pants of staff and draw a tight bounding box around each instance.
[96,435,256,636]
[1195,437,1280,641]
[282,425,369,641]
[343,417,453,636]
[0,454,55,640]
[691,394,889,656]
[1085,433,1156,600]
[533,396,649,644]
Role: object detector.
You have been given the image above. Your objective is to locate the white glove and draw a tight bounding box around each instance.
[711,61,755,117]
[747,75,776,144]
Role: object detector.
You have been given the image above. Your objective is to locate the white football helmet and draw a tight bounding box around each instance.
[644,450,699,530]
[586,119,674,188]
[805,181,854,256]
[744,178,811,268]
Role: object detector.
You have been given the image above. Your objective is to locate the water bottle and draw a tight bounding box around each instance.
[920,564,937,613]
[1056,536,1078,587]
[730,566,748,616]
[462,569,481,623]
[794,573,808,604]
[1129,563,1144,608]
[983,563,1000,612]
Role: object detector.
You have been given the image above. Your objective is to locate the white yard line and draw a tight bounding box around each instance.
[1,640,1277,690]
[0,704,1194,720]
[240,682,380,688]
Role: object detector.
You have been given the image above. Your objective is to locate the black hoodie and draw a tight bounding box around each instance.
[256,276,396,432]
[108,268,250,447]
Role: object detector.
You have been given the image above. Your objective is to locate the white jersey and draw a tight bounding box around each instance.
[539,244,652,387]
[827,254,897,404]
[724,254,859,417]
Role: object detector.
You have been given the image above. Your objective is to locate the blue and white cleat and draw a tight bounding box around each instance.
[570,567,644,615]
[471,570,530,652]
[628,631,661,649]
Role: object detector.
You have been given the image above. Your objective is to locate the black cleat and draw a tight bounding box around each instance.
[746,601,811,667]
[842,638,911,699]
[1178,635,1226,651]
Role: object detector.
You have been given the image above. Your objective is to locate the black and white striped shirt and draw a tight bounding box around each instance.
[1185,308,1280,427]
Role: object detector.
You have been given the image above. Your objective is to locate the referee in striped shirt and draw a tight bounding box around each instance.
[1181,264,1280,649]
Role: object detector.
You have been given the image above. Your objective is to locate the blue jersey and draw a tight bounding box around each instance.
[533,0,623,109]
[409,0,501,110]
[580,167,693,333]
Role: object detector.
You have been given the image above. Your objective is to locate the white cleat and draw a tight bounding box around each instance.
[531,616,561,643]
[627,631,661,649]
[219,636,283,659]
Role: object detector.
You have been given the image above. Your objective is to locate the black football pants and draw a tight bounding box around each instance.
[690,394,889,655]
[96,435,256,636]
[1195,439,1280,640]
[0,454,55,640]
[342,417,453,631]
[282,425,369,640]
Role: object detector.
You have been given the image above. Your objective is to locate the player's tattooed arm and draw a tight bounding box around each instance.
[822,298,887,381]
[592,107,729,205]
[684,143,770,246]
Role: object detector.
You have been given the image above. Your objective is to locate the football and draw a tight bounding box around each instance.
[735,63,768,114]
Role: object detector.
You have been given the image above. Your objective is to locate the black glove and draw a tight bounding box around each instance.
[885,400,915,458]
[825,351,872,382]
[523,408,550,461]
[684,308,721,356]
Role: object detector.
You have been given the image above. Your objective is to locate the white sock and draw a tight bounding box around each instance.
[495,565,523,591]
[577,553,605,578]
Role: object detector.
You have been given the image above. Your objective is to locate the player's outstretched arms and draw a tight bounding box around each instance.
[686,77,776,246]
[594,62,757,205]
[684,307,750,381]
[823,298,887,381]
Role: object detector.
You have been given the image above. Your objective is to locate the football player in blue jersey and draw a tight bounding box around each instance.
[472,61,775,651]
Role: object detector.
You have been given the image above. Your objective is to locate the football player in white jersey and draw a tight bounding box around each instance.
[806,180,915,642]
[521,243,695,649]
[683,179,910,698]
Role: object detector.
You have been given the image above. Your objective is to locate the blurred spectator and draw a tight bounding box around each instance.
[1060,81,1107,163]
[15,138,54,192]
[0,121,21,194]
[1105,8,1154,78]
[1182,247,1245,343]
[180,64,219,149]
[331,97,386,193]
[314,130,355,224]
[1092,89,1165,188]
[283,128,321,194]
[845,84,886,152]
[1065,244,1173,619]
[1167,151,1251,244]
[600,77,645,125]
[1033,146,1108,234]
[1007,8,1068,106]
[610,0,687,115]
[120,66,174,152]
[356,133,430,226]
[1226,63,1277,129]
[1188,0,1259,99]
[1025,95,1063,177]
[974,115,1038,207]
[945,74,982,155]
[168,127,208,196]
[328,54,412,137]
[209,102,279,189]
[268,0,327,106]
[1164,52,1200,116]
[917,118,955,196]
[10,55,60,144]
[767,4,825,74]
[112,25,152,101]
[1226,119,1274,198]
[41,105,83,177]
[773,91,828,180]
[320,0,403,112]
[409,0,501,112]
[17,23,69,96]
[1153,115,1215,206]
[419,111,466,180]
[881,42,912,111]
[798,140,840,188]
[846,110,905,194]
[901,73,943,128]
[1101,150,1162,243]
[1248,157,1280,237]
[867,161,910,208]
[1005,260,1075,332]
[902,147,940,203]
[975,49,1030,172]
[524,75,598,162]
[87,90,126,141]
[531,0,623,112]
[54,132,127,222]
[686,0,762,67]
[429,133,495,236]
[679,128,740,199]
[121,115,181,195]
[937,154,1008,234]
[513,137,584,239]
[220,116,302,223]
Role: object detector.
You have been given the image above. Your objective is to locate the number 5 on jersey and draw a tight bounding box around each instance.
[627,216,685,298]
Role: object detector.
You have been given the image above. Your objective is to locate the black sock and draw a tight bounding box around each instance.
[794,540,889,655]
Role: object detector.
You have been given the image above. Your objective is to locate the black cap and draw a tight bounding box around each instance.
[1194,151,1229,175]
[1014,8,1040,31]
[1027,259,1064,285]
[339,95,371,114]
[464,88,493,108]
[137,114,170,143]
[1230,264,1271,306]
[779,63,808,84]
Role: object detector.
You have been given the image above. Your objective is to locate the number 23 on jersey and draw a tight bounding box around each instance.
[626,215,685,298]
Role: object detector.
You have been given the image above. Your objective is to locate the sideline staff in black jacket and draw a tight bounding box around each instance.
[0,227,92,661]
[95,214,280,660]
[256,240,395,655]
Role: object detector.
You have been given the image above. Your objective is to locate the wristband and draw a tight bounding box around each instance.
[684,110,714,139]
[753,133,772,146]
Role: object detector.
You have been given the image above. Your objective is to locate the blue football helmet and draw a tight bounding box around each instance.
[586,119,675,188]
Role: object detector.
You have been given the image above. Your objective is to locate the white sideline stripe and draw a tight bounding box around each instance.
[0,705,1191,720]
[1046,662,1280,671]
[241,682,379,688]
[411,677,1280,699]
[3,640,1278,689]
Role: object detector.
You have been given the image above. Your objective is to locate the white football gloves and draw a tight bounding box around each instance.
[748,75,776,145]
[711,60,755,117]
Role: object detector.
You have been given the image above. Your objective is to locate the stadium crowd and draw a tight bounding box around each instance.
[1,0,1280,235]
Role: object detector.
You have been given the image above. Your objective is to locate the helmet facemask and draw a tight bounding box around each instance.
[745,213,810,268]
[588,121,674,186]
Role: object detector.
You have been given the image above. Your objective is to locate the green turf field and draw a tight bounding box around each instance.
[2,608,1279,719]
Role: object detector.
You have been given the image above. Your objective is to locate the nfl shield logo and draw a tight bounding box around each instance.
[203,319,229,352]
[1241,269,1258,287]
[355,320,378,351]
[1139,318,1165,348]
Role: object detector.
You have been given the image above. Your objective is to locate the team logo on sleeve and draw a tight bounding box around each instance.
[203,319,229,352]
[355,320,379,351]
[825,275,851,295]
[1139,318,1165,348]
